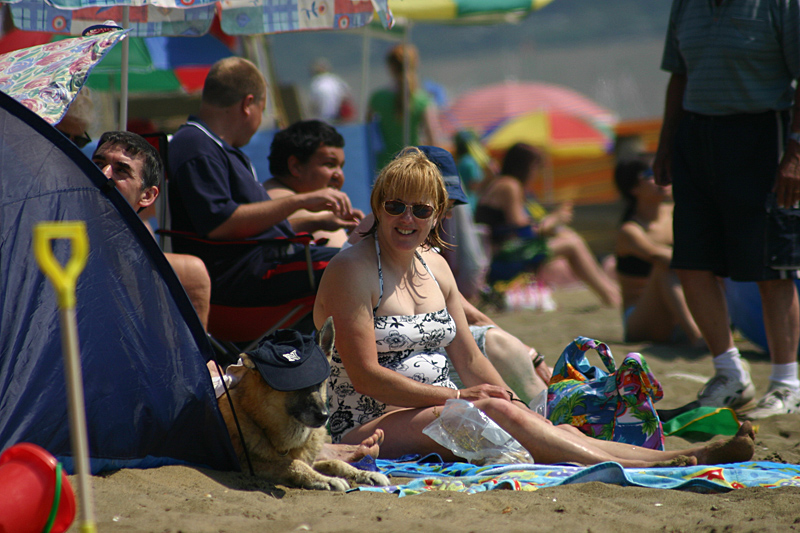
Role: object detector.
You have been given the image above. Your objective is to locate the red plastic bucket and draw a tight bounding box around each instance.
[0,443,76,533]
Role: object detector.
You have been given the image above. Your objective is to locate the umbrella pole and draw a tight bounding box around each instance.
[402,21,412,147]
[33,222,96,533]
[119,7,129,131]
[360,25,370,123]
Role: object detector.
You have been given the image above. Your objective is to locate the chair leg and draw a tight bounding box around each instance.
[304,243,315,290]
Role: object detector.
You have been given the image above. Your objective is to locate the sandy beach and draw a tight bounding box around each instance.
[66,286,800,533]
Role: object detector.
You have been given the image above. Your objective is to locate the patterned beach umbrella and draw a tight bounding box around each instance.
[0,28,127,124]
[443,81,618,141]
[0,27,234,94]
[483,109,615,158]
[1,0,393,37]
[389,0,553,22]
[1,0,394,127]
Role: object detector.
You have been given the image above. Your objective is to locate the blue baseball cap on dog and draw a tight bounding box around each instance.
[417,145,468,206]
[245,329,330,391]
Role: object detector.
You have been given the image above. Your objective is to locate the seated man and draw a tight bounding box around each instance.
[168,57,359,310]
[90,131,212,329]
[263,119,363,248]
[92,130,383,463]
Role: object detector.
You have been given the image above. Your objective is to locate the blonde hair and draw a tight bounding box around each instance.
[364,147,450,250]
[386,44,419,115]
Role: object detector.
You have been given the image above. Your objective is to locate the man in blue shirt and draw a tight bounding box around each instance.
[654,0,800,418]
[169,57,360,310]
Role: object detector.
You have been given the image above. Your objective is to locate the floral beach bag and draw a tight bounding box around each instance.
[547,337,666,450]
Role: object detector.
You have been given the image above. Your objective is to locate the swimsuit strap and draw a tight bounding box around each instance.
[374,237,384,314]
[373,237,438,315]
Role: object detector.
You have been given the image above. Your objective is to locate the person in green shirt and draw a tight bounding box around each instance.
[368,43,440,171]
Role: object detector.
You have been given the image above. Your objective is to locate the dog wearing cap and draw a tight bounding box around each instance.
[217,317,389,490]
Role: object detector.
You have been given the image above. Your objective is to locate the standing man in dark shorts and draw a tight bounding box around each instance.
[168,57,360,310]
[654,0,800,418]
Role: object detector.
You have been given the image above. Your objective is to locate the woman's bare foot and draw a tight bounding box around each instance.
[652,455,697,468]
[317,429,384,463]
[694,421,756,465]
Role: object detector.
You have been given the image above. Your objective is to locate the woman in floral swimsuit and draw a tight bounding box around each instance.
[313,148,755,467]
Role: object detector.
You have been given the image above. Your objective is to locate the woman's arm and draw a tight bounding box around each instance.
[421,250,511,399]
[461,295,496,327]
[537,201,573,236]
[314,247,474,407]
[494,179,532,228]
[616,221,672,266]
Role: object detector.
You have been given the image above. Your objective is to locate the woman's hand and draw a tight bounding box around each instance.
[457,384,510,402]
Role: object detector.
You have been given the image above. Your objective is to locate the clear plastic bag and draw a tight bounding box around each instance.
[528,388,548,418]
[422,399,534,465]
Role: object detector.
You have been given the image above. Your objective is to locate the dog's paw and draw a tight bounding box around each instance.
[357,471,390,486]
[306,475,350,491]
[324,476,351,491]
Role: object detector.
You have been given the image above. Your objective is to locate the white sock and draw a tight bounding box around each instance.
[713,348,751,384]
[769,362,800,390]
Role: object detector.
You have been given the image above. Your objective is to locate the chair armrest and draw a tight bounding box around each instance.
[156,229,316,247]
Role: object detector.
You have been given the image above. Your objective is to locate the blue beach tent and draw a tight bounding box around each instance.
[0,90,239,473]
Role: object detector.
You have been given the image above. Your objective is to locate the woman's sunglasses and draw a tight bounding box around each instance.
[383,200,434,220]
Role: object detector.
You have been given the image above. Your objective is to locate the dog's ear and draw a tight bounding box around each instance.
[240,352,257,370]
[317,316,335,359]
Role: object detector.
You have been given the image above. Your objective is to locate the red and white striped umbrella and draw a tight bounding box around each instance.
[442,81,617,139]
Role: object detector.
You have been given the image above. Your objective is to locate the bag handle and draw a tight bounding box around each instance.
[571,336,616,373]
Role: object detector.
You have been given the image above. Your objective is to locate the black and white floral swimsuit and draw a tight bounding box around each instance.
[327,238,458,443]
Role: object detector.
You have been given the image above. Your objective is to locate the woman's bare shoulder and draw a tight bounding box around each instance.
[420,247,457,292]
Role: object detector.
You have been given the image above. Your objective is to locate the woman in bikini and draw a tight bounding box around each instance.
[614,160,704,347]
[475,143,621,307]
[313,148,753,466]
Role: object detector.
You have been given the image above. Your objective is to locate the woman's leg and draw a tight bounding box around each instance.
[482,328,547,405]
[547,228,621,307]
[477,399,754,466]
[337,406,463,461]
[340,399,755,466]
[626,263,704,347]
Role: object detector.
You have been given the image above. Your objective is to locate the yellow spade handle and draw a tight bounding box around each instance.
[33,222,89,309]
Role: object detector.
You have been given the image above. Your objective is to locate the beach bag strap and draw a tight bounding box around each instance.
[550,336,616,385]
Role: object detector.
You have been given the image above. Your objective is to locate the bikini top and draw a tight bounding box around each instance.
[616,218,654,278]
[373,237,439,315]
[474,204,538,243]
[615,255,653,278]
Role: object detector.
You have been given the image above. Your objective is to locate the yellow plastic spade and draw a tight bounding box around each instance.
[33,222,97,533]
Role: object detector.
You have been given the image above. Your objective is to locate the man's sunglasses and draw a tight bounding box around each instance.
[383,200,435,220]
[67,131,92,149]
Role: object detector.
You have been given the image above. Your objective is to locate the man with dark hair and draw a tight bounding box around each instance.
[95,131,163,195]
[264,120,363,247]
[168,58,359,310]
[92,131,212,329]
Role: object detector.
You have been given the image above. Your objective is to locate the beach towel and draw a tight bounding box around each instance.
[356,457,800,497]
[547,337,665,450]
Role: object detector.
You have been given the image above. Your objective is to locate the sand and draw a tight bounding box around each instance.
[66,286,800,533]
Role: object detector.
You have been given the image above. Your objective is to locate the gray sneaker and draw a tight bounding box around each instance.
[741,385,800,420]
[696,374,756,409]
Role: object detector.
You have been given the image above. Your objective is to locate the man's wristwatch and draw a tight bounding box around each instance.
[789,132,800,144]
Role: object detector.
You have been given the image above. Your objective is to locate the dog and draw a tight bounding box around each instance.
[217,317,390,491]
